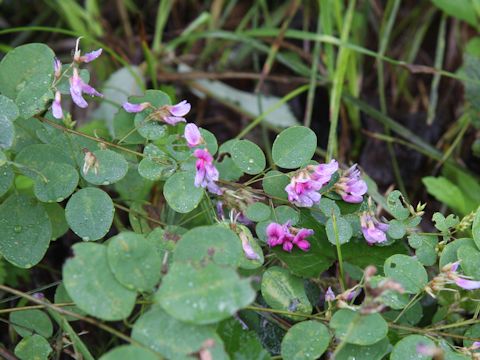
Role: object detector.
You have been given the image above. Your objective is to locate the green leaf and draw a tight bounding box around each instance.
[134,109,167,140]
[281,321,330,360]
[65,187,114,241]
[330,309,388,346]
[107,232,162,292]
[262,170,290,199]
[199,128,218,154]
[14,334,52,360]
[164,171,204,213]
[63,242,136,320]
[246,202,272,222]
[216,156,243,181]
[457,246,480,279]
[431,0,477,26]
[44,203,69,240]
[10,309,53,338]
[0,116,15,150]
[463,323,480,347]
[386,190,410,221]
[473,207,480,249]
[334,337,390,360]
[384,254,428,294]
[387,220,406,240]
[0,194,51,268]
[174,225,243,266]
[390,334,435,360]
[274,205,300,225]
[0,164,14,197]
[33,163,79,202]
[82,149,128,185]
[433,212,460,232]
[138,144,175,181]
[272,126,317,169]
[98,345,158,360]
[0,94,19,122]
[231,140,266,175]
[156,262,255,324]
[54,283,85,321]
[261,266,312,320]
[439,238,476,268]
[114,166,153,201]
[132,306,218,359]
[326,216,353,245]
[408,234,438,266]
[423,177,467,214]
[0,43,55,119]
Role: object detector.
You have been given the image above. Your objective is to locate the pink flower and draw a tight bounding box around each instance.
[184,123,203,147]
[360,211,389,245]
[54,58,62,79]
[266,222,312,252]
[73,38,102,63]
[52,91,63,119]
[240,232,260,260]
[325,287,335,302]
[164,100,191,125]
[285,172,322,208]
[193,148,222,195]
[311,159,338,185]
[454,277,480,290]
[69,68,103,108]
[122,102,151,113]
[334,164,367,203]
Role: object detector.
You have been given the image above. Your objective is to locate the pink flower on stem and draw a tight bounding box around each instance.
[69,68,103,108]
[165,100,191,125]
[360,211,389,245]
[184,123,204,147]
[52,91,63,119]
[73,38,102,63]
[311,159,339,185]
[193,148,222,195]
[122,102,151,113]
[335,164,367,203]
[266,222,313,252]
[285,173,322,208]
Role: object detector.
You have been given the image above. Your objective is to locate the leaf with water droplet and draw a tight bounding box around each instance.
[0,194,51,268]
[164,171,203,213]
[281,321,330,360]
[272,126,317,169]
[82,149,128,185]
[231,139,266,175]
[33,163,79,203]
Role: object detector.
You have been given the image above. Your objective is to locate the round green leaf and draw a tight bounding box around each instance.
[82,149,128,185]
[44,203,69,240]
[65,187,114,241]
[390,335,435,360]
[134,109,167,140]
[114,166,153,201]
[386,191,410,221]
[457,246,480,279]
[261,266,312,320]
[199,128,218,155]
[384,254,428,294]
[231,140,266,175]
[164,171,204,213]
[54,283,85,321]
[0,194,51,268]
[10,310,53,338]
[0,94,19,122]
[14,334,52,360]
[263,170,290,199]
[335,337,390,360]
[274,205,300,225]
[33,163,79,202]
[0,164,14,197]
[132,307,217,359]
[156,262,256,324]
[138,154,175,181]
[281,321,330,360]
[330,309,388,346]
[99,345,158,360]
[0,43,55,119]
[174,225,242,266]
[387,219,407,239]
[326,216,353,245]
[107,232,162,292]
[245,202,271,222]
[63,242,136,320]
[0,116,14,150]
[439,238,476,268]
[272,126,317,169]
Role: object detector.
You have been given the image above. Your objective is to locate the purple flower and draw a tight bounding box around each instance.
[360,211,389,245]
[335,164,367,203]
[73,38,102,63]
[454,277,480,290]
[240,232,260,260]
[184,123,204,147]
[122,101,151,113]
[69,68,103,108]
[325,287,335,302]
[52,91,63,119]
[164,100,191,125]
[472,341,480,350]
[266,222,313,252]
[54,58,62,79]
[285,172,322,208]
[193,148,222,195]
[311,159,338,185]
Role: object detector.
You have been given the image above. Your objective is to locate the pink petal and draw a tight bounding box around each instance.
[296,239,311,251]
[123,102,149,113]
[184,123,203,147]
[169,100,191,117]
[52,91,63,119]
[69,76,88,108]
[81,82,103,97]
[80,48,102,63]
[283,241,293,252]
[325,287,335,301]
[455,277,480,290]
[164,116,186,125]
[241,236,260,260]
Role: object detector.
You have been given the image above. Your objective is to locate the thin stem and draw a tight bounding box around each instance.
[332,213,346,291]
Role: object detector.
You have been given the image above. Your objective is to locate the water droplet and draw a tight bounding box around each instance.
[82,236,90,241]
[14,225,22,233]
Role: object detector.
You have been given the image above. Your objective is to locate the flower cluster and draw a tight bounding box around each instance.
[266,222,313,252]
[425,261,480,298]
[122,100,191,125]
[334,164,368,203]
[51,38,103,119]
[360,210,389,245]
[193,148,222,195]
[285,160,338,207]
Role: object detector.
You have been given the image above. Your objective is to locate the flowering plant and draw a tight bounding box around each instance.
[0,40,479,360]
